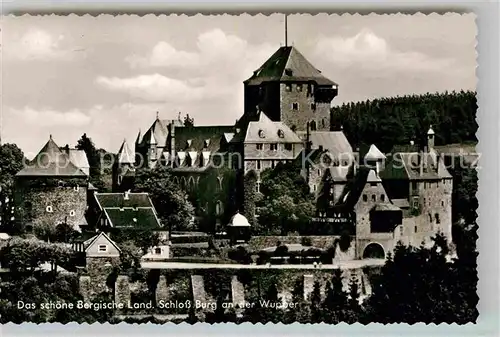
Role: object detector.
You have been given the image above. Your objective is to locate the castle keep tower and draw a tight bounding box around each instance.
[243,46,338,132]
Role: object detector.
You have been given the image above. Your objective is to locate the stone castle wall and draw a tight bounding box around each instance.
[15,182,87,230]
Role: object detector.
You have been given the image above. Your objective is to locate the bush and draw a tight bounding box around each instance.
[301,237,312,246]
[338,233,352,252]
[228,246,252,264]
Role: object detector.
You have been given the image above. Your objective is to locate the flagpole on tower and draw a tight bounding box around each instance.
[284,14,288,47]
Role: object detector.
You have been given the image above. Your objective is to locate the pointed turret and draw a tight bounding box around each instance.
[427,125,435,150]
[117,139,135,164]
[135,129,142,145]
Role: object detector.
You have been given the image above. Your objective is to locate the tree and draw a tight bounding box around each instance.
[0,143,24,233]
[309,281,322,323]
[364,233,478,323]
[183,113,194,127]
[257,163,315,235]
[75,133,105,190]
[134,165,195,232]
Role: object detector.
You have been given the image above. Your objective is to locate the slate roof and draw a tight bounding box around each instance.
[392,198,410,209]
[371,203,401,212]
[140,118,169,147]
[174,125,235,152]
[95,192,154,209]
[245,111,302,143]
[245,46,337,86]
[104,208,161,229]
[117,139,135,164]
[16,136,87,177]
[302,148,350,181]
[337,166,371,208]
[297,131,353,157]
[379,149,452,180]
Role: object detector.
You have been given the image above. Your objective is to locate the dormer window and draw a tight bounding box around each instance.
[277,129,284,138]
[46,206,53,213]
[154,247,162,255]
[270,143,278,151]
[258,130,265,138]
[285,68,293,76]
[256,144,263,150]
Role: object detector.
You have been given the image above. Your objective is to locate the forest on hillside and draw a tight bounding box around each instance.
[331,90,478,153]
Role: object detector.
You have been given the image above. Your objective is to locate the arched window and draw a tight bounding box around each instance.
[321,118,326,129]
[362,194,368,202]
[215,201,224,216]
[371,194,376,202]
[310,121,317,131]
[435,213,440,224]
[381,194,385,202]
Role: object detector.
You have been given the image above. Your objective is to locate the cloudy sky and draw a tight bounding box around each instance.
[1,14,476,157]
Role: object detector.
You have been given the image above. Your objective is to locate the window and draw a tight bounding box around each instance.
[291,125,297,132]
[381,194,385,202]
[46,206,53,213]
[258,130,265,138]
[429,213,432,222]
[292,103,299,110]
[257,160,261,170]
[270,143,278,151]
[370,182,377,187]
[424,182,427,189]
[371,194,376,202]
[313,185,317,192]
[297,84,303,92]
[400,226,403,236]
[321,119,326,129]
[363,194,368,202]
[154,247,162,255]
[277,129,284,138]
[423,197,426,204]
[286,84,291,92]
[74,186,80,192]
[98,245,108,252]
[435,213,440,224]
[256,144,263,150]
[412,197,419,208]
[414,226,418,233]
[271,161,275,169]
[411,181,418,191]
[441,200,444,207]
[255,181,260,193]
[310,121,317,131]
[311,103,316,111]
[69,210,76,217]
[317,169,321,176]
[284,143,293,151]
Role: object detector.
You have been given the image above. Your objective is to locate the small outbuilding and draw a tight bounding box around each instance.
[227,212,251,244]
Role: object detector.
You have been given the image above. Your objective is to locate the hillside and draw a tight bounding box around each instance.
[331,90,477,153]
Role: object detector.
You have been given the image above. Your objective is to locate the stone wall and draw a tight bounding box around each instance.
[15,182,87,230]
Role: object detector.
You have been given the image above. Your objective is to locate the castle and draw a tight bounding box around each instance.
[13,43,453,261]
[115,44,453,259]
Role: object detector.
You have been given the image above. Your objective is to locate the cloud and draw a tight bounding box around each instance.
[314,29,455,72]
[6,106,92,127]
[125,28,274,78]
[4,28,73,61]
[95,74,214,102]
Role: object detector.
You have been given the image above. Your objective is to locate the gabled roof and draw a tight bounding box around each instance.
[367,169,382,183]
[84,232,121,253]
[94,192,154,209]
[245,111,302,143]
[117,139,135,164]
[371,203,401,212]
[140,118,168,147]
[16,136,87,177]
[244,46,337,86]
[103,208,162,230]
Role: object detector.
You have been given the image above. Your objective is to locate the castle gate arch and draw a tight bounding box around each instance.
[362,242,385,259]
